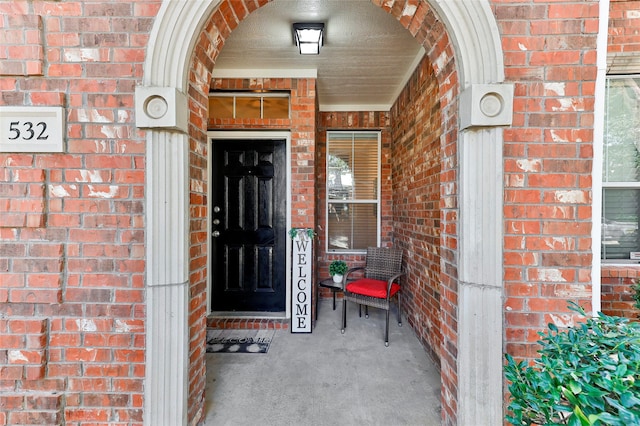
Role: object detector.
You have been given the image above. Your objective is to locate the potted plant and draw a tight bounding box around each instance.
[329,260,348,283]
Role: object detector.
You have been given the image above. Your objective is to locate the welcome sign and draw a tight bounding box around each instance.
[291,229,313,333]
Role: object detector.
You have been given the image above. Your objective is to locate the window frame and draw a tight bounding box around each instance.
[208,92,290,119]
[325,130,381,254]
[601,74,640,263]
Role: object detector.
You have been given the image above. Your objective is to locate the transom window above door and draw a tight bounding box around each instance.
[209,92,290,119]
[326,131,380,252]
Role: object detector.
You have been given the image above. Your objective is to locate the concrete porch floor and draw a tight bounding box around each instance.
[204,299,442,425]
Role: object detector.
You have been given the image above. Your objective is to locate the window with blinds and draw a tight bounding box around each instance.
[602,76,640,261]
[326,131,380,252]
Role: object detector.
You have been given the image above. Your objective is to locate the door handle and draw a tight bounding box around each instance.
[212,231,220,237]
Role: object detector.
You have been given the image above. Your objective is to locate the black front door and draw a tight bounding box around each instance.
[211,139,286,312]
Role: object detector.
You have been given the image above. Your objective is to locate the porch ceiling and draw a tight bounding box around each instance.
[212,0,425,111]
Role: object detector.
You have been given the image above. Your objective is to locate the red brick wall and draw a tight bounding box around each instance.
[390,56,442,364]
[601,267,639,318]
[609,0,640,55]
[1,1,152,424]
[404,8,460,425]
[600,0,640,320]
[0,13,44,76]
[498,1,599,359]
[187,40,210,422]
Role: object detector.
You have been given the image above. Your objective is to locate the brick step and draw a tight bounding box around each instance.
[206,316,289,330]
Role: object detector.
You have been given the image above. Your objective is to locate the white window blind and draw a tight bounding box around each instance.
[327,131,380,252]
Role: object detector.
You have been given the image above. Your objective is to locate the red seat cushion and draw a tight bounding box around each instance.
[346,278,400,299]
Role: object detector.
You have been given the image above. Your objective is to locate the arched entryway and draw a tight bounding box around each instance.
[135,1,512,425]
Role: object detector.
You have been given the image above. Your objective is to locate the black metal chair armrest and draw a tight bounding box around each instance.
[344,266,365,284]
[386,272,405,301]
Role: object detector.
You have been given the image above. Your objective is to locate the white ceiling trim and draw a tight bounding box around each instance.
[390,48,427,107]
[211,68,318,79]
[319,103,391,112]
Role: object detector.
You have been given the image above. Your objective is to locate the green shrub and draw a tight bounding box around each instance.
[505,302,640,426]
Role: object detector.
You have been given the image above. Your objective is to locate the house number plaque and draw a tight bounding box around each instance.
[0,106,65,153]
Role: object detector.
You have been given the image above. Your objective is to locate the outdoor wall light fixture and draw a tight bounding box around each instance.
[293,22,324,55]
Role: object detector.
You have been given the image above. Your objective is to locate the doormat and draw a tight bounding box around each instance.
[206,329,275,354]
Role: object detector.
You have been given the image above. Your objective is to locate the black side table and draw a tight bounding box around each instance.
[315,277,348,321]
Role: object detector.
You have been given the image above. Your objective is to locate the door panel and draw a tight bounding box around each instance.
[211,139,286,312]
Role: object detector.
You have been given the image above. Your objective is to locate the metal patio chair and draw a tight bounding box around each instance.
[341,247,404,346]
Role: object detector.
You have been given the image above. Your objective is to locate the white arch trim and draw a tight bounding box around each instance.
[137,1,508,425]
[428,3,508,425]
[431,0,505,86]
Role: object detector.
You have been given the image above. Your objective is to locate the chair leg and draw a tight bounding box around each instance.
[365,305,369,318]
[385,308,390,347]
[397,295,402,327]
[341,298,346,334]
